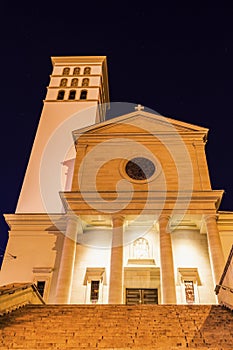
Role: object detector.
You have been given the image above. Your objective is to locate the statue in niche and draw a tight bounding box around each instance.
[133,238,149,259]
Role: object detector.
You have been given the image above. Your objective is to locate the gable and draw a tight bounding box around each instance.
[71,109,212,197]
[72,111,208,141]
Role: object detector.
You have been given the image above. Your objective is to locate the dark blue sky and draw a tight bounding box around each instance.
[1,2,233,262]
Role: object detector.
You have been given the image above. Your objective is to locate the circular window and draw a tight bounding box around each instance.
[125,157,155,180]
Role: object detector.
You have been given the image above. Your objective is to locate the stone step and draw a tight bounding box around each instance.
[0,305,233,349]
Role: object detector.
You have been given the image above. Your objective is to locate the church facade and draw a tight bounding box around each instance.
[1,56,233,306]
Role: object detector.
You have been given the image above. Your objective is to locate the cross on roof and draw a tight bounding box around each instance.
[134,104,144,111]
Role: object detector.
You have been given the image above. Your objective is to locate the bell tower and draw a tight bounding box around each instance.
[46,57,109,122]
[16,56,109,213]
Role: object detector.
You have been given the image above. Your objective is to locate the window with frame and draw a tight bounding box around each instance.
[84,67,91,75]
[62,67,70,75]
[82,78,89,87]
[178,268,201,304]
[80,90,87,100]
[73,67,80,75]
[60,78,67,87]
[37,281,46,298]
[184,280,195,304]
[133,237,149,259]
[84,267,105,304]
[68,90,76,100]
[57,90,65,100]
[90,280,100,303]
[71,78,78,87]
[125,157,155,181]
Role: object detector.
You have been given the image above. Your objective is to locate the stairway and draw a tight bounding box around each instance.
[0,304,233,349]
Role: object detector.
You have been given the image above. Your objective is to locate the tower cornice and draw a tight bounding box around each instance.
[51,56,107,65]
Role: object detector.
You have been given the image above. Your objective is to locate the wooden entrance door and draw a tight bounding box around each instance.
[126,288,158,305]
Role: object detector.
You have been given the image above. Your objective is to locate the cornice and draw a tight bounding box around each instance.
[60,190,224,216]
[217,211,233,231]
[72,112,209,142]
[4,213,67,231]
[51,56,107,65]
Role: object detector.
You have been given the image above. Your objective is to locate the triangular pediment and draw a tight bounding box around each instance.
[72,110,208,141]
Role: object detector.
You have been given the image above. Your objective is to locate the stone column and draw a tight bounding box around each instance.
[55,215,79,304]
[108,215,124,304]
[159,215,176,304]
[204,214,225,285]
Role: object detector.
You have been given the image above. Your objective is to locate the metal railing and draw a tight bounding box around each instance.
[215,245,233,310]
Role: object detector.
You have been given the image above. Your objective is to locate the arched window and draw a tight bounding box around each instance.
[80,90,87,100]
[57,90,65,100]
[68,90,76,100]
[60,78,67,87]
[62,67,70,75]
[73,67,80,75]
[133,238,149,259]
[82,78,89,87]
[71,78,78,87]
[84,67,91,75]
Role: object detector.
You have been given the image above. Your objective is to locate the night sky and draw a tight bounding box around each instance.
[1,2,233,262]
